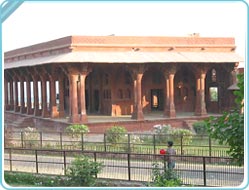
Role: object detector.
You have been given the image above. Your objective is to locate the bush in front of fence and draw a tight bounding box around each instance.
[148,162,182,187]
[105,126,127,144]
[65,124,89,138]
[66,155,103,186]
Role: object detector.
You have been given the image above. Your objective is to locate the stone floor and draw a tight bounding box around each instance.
[52,111,220,124]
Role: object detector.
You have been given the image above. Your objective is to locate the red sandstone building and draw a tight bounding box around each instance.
[4,35,243,129]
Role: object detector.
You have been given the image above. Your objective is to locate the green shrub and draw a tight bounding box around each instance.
[105,126,127,144]
[4,172,63,187]
[192,121,207,135]
[171,129,193,145]
[149,162,182,187]
[66,155,103,186]
[5,172,35,185]
[65,124,89,138]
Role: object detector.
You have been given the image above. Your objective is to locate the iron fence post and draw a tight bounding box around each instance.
[60,132,63,150]
[35,150,38,174]
[104,133,107,152]
[128,134,131,153]
[21,131,24,148]
[9,148,12,171]
[153,134,156,154]
[94,152,97,178]
[39,132,43,148]
[81,133,84,151]
[180,135,183,156]
[127,153,131,181]
[209,137,212,157]
[203,156,207,186]
[63,151,66,175]
[209,137,212,163]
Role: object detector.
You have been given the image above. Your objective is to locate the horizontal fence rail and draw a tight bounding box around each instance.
[5,131,230,157]
[4,148,244,187]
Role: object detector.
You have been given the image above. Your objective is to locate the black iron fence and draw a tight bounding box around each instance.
[5,131,230,157]
[4,148,243,187]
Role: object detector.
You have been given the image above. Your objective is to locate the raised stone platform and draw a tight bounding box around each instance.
[4,111,218,133]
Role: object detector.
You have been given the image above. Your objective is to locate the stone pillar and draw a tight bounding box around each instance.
[50,76,58,118]
[99,73,103,114]
[26,80,32,115]
[195,73,207,116]
[41,77,49,118]
[164,67,176,118]
[20,78,26,113]
[80,73,88,123]
[136,73,144,120]
[69,73,80,123]
[132,79,137,118]
[168,73,176,117]
[4,79,8,111]
[59,77,65,117]
[14,79,19,112]
[131,66,144,121]
[9,81,14,110]
[164,76,170,116]
[33,78,40,116]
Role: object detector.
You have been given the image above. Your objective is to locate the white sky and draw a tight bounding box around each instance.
[1,1,248,66]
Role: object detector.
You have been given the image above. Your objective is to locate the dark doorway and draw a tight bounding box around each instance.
[94,90,99,112]
[151,89,164,110]
[207,86,219,113]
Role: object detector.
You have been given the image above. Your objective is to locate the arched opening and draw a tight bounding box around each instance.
[85,69,101,114]
[174,66,196,113]
[142,66,165,113]
[112,68,133,115]
[205,66,231,113]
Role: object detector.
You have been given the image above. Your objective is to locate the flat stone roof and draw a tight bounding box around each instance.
[4,35,242,69]
[4,51,243,69]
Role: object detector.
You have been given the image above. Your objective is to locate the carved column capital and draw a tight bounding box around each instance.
[194,64,209,77]
[163,64,177,78]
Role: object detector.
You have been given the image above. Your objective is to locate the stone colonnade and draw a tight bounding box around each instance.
[4,66,66,120]
[4,63,220,124]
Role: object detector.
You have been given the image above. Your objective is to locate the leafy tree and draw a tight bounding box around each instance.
[206,73,244,166]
